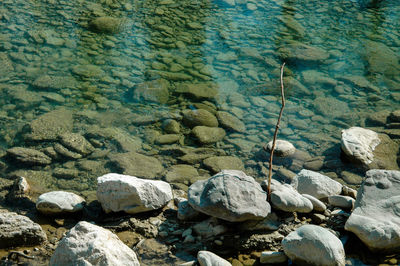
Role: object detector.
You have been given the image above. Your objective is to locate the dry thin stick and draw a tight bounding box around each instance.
[267,62,286,201]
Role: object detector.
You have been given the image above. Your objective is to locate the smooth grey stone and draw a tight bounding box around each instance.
[36,191,85,214]
[188,170,270,222]
[328,195,355,209]
[345,170,400,253]
[266,139,296,157]
[270,182,313,213]
[282,225,345,266]
[292,169,342,199]
[302,194,327,212]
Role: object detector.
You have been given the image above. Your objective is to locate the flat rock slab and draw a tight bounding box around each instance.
[165,164,199,183]
[0,211,47,248]
[345,170,400,253]
[216,111,246,132]
[36,191,85,215]
[292,169,342,199]
[282,224,345,266]
[50,221,139,266]
[176,83,218,100]
[25,108,73,141]
[188,170,270,222]
[59,133,94,156]
[192,126,226,144]
[108,152,163,179]
[97,173,173,214]
[203,156,244,174]
[7,147,52,165]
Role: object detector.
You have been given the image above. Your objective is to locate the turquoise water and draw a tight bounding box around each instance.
[0,0,399,193]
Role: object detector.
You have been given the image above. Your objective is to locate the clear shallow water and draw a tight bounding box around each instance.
[0,0,399,194]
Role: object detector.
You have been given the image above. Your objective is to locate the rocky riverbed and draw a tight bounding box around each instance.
[0,0,400,264]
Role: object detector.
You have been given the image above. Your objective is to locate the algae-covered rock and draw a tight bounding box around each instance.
[89,16,123,34]
[192,126,225,144]
[132,78,169,104]
[7,147,52,166]
[108,152,164,179]
[25,108,73,141]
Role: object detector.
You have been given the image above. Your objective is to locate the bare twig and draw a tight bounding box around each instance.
[266,62,286,201]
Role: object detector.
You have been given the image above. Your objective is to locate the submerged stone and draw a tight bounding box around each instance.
[7,147,52,166]
[89,16,123,34]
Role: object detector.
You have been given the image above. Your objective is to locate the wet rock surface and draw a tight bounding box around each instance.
[7,147,52,166]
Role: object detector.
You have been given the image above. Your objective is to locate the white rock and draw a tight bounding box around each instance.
[302,194,326,212]
[260,251,288,264]
[271,182,313,213]
[345,170,400,252]
[188,170,270,222]
[341,127,380,166]
[97,173,173,214]
[36,191,85,214]
[197,251,231,266]
[50,221,140,266]
[266,140,296,157]
[328,195,355,209]
[292,169,342,199]
[282,224,345,266]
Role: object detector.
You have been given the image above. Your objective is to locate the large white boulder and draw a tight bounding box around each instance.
[36,191,85,214]
[270,182,313,213]
[345,170,400,253]
[50,221,140,266]
[197,251,231,266]
[341,127,380,166]
[188,170,270,222]
[282,225,345,266]
[97,173,173,214]
[292,169,342,199]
